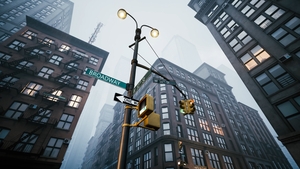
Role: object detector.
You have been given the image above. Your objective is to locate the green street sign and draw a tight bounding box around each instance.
[85,68,127,89]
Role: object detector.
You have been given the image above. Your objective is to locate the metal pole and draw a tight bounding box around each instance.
[117,28,141,169]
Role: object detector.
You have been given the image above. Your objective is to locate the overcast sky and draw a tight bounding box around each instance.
[61,0,297,168]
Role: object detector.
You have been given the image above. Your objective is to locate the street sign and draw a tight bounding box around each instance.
[114,93,139,106]
[153,77,176,85]
[85,68,127,89]
[133,70,152,94]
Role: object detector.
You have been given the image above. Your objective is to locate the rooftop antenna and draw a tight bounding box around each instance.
[88,22,103,44]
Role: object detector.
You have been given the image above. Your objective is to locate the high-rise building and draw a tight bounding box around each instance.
[81,58,290,169]
[0,0,74,42]
[188,0,300,166]
[80,104,114,169]
[0,16,108,169]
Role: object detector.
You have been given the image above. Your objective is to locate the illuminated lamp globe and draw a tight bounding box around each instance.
[150,29,159,38]
[117,9,127,19]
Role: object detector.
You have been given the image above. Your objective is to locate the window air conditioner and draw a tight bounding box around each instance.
[63,138,71,144]
[279,53,291,62]
[45,50,52,55]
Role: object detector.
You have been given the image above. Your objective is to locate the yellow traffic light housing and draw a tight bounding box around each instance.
[137,94,154,118]
[144,112,160,131]
[187,99,195,114]
[179,99,188,114]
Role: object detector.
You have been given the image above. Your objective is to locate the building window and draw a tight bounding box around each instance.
[208,152,221,169]
[197,105,205,117]
[76,79,88,91]
[277,96,300,130]
[136,139,141,151]
[29,48,44,56]
[38,67,54,79]
[175,109,180,121]
[203,133,214,145]
[22,30,37,40]
[5,101,28,119]
[212,123,224,135]
[134,157,140,169]
[164,143,173,162]
[137,127,141,137]
[241,5,255,17]
[16,60,33,69]
[0,76,18,87]
[177,125,183,137]
[72,50,87,58]
[128,145,133,155]
[43,137,63,158]
[271,16,300,46]
[89,56,98,65]
[0,33,10,41]
[254,4,285,29]
[191,148,205,166]
[49,55,63,65]
[255,64,295,95]
[173,96,177,106]
[58,75,71,84]
[21,82,42,97]
[207,110,217,121]
[199,118,210,131]
[161,107,169,119]
[57,114,74,130]
[66,62,78,70]
[202,94,213,109]
[0,51,11,61]
[163,123,170,135]
[58,44,70,53]
[185,114,195,126]
[144,132,151,145]
[160,84,166,91]
[220,19,239,39]
[32,108,52,123]
[13,132,38,153]
[143,151,151,169]
[67,94,82,108]
[187,128,199,142]
[213,12,228,28]
[7,40,26,51]
[223,156,234,169]
[161,93,167,104]
[241,144,248,154]
[0,128,10,141]
[41,37,55,46]
[216,137,227,149]
[46,90,63,102]
[240,45,270,70]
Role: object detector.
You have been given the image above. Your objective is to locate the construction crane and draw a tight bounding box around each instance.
[88,22,103,44]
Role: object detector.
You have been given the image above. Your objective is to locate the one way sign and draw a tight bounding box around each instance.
[114,93,139,106]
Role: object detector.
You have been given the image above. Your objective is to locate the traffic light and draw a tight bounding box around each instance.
[179,100,188,114]
[187,99,195,114]
[144,112,160,131]
[178,141,183,151]
[137,94,154,118]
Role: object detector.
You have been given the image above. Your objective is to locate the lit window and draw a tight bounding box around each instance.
[7,40,26,51]
[38,67,54,79]
[199,118,210,131]
[43,137,63,158]
[41,37,55,46]
[240,45,270,70]
[67,94,82,108]
[57,113,74,130]
[22,30,37,40]
[13,133,38,153]
[47,90,62,102]
[49,55,63,65]
[58,44,70,53]
[21,82,42,97]
[4,101,29,119]
[212,123,224,135]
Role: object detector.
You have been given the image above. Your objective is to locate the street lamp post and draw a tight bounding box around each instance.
[117,9,159,169]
